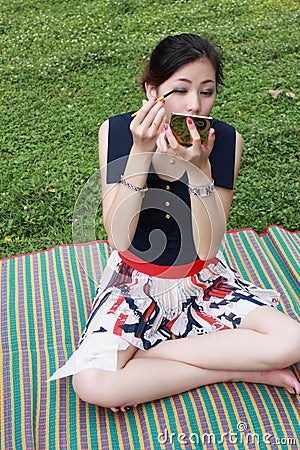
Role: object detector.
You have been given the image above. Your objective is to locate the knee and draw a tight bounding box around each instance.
[267,323,300,369]
[72,369,122,408]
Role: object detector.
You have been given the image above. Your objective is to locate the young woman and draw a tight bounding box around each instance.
[50,34,300,412]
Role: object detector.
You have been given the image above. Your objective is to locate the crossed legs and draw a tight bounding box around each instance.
[72,307,300,409]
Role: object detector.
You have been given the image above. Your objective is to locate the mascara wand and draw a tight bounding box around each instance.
[131,89,175,117]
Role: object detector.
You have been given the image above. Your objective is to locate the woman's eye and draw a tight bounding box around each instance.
[173,87,187,94]
[201,89,213,96]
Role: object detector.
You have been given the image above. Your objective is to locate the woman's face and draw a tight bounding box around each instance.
[146,58,217,122]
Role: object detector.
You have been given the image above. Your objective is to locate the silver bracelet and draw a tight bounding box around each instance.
[188,179,215,198]
[120,174,148,198]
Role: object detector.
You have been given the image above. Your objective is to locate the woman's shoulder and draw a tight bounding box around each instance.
[212,118,242,153]
[212,118,236,134]
[104,112,134,183]
[99,111,133,132]
[211,118,237,150]
[210,118,238,190]
[108,111,133,126]
[106,111,133,146]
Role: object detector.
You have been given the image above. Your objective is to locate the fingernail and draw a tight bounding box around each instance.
[187,118,193,125]
[211,128,215,135]
[161,98,166,104]
[160,124,168,134]
[153,97,157,102]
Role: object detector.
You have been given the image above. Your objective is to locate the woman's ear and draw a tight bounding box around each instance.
[145,82,158,100]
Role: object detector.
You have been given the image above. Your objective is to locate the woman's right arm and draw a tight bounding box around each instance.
[99,99,166,251]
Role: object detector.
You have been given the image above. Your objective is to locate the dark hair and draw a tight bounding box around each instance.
[139,34,224,92]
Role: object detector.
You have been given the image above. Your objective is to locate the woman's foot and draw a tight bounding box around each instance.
[108,368,299,412]
[237,368,300,394]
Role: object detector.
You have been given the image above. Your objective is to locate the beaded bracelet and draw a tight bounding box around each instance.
[188,179,215,198]
[120,174,148,198]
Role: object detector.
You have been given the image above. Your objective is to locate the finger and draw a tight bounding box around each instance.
[165,124,182,150]
[200,128,215,155]
[133,98,156,121]
[206,127,216,146]
[156,125,169,152]
[142,101,166,131]
[150,108,166,132]
[131,104,166,140]
[186,117,201,144]
[133,99,165,127]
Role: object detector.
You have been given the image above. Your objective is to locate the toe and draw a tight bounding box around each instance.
[110,407,120,413]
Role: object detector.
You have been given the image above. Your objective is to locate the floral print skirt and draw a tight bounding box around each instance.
[49,249,279,380]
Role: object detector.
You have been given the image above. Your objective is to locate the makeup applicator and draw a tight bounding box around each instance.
[131,89,176,117]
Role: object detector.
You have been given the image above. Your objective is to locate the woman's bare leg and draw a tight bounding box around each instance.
[73,356,300,410]
[133,307,300,371]
[73,307,300,409]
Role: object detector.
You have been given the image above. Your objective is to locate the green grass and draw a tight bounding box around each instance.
[1,0,299,258]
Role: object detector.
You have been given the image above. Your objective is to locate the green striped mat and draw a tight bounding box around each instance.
[1,226,299,449]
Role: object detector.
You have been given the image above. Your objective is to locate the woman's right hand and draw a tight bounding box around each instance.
[130,98,166,153]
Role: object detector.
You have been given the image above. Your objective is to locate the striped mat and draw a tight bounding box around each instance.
[1,225,299,450]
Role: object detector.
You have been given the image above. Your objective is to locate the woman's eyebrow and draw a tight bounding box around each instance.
[175,77,215,84]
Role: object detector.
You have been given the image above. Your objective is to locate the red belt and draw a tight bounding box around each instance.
[118,250,215,279]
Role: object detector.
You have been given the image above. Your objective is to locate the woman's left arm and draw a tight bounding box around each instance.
[159,124,242,260]
[188,130,242,260]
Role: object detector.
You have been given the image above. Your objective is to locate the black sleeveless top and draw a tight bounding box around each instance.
[106,112,236,266]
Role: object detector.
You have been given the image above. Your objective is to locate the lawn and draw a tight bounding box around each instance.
[1,0,299,258]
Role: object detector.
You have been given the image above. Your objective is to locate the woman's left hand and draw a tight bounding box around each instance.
[156,118,215,177]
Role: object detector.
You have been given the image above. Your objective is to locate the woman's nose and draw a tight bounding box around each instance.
[186,94,201,115]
